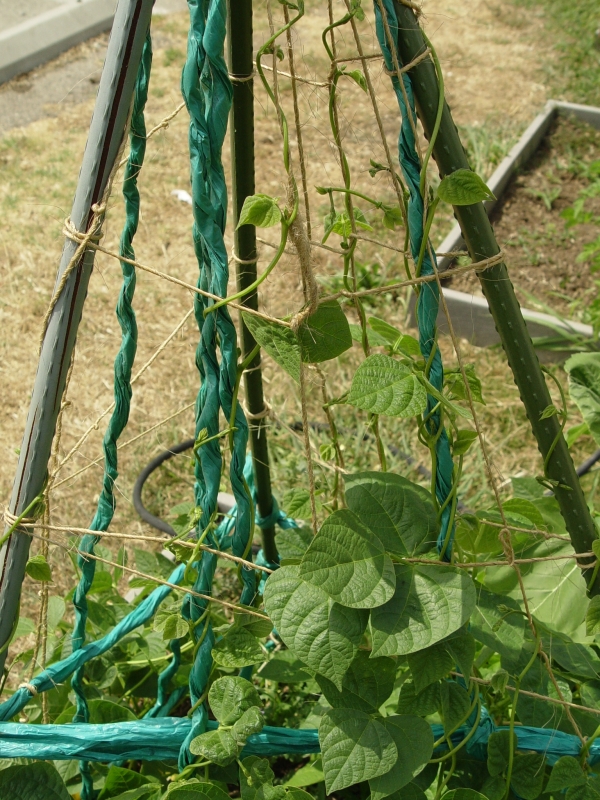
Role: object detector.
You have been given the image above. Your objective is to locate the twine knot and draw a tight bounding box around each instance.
[4,508,38,528]
[62,205,106,248]
[18,682,38,696]
[229,72,255,83]
[242,402,272,422]
[231,248,259,265]
[498,527,515,565]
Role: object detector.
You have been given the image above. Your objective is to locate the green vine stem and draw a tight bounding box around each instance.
[323,0,387,470]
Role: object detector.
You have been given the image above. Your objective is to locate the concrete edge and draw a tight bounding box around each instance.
[0,0,116,86]
[410,100,600,359]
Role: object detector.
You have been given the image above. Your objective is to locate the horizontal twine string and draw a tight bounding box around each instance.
[59,224,291,328]
[24,526,269,618]
[17,521,273,574]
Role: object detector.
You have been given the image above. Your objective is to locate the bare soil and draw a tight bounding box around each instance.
[448,116,600,317]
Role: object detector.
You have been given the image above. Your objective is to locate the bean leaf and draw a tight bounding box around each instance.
[212,627,265,668]
[370,563,476,656]
[547,756,587,794]
[348,354,427,417]
[297,301,352,363]
[315,650,396,712]
[154,609,188,641]
[208,676,261,725]
[440,681,471,734]
[167,783,232,800]
[242,314,301,383]
[25,554,53,582]
[344,471,437,557]
[319,709,397,793]
[299,509,396,608]
[263,565,368,688]
[232,706,265,744]
[565,353,600,446]
[0,762,71,800]
[587,596,600,636]
[437,169,495,206]
[238,194,282,228]
[189,729,238,766]
[368,715,433,800]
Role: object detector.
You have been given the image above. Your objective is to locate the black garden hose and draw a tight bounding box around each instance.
[133,432,600,535]
[133,438,196,536]
[132,423,448,533]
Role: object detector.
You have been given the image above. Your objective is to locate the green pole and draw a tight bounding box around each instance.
[391,0,600,594]
[227,0,278,563]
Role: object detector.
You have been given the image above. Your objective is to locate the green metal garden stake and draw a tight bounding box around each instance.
[227,0,278,563]
[391,0,600,594]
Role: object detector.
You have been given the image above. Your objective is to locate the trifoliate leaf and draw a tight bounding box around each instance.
[440,681,471,735]
[397,681,441,717]
[406,642,454,693]
[242,313,301,383]
[297,301,352,363]
[346,69,367,92]
[212,627,265,668]
[381,204,403,230]
[490,669,509,694]
[167,782,231,800]
[239,756,286,800]
[368,715,433,800]
[370,563,476,656]
[0,762,71,800]
[263,565,367,689]
[487,730,514,777]
[344,471,438,557]
[453,429,479,456]
[189,729,237,766]
[232,706,265,744]
[510,752,546,800]
[546,756,586,793]
[154,610,189,641]
[315,650,396,713]
[208,676,261,725]
[368,317,420,356]
[258,651,313,683]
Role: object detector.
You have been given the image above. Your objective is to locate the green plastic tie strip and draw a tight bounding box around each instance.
[178,0,255,771]
[67,32,152,800]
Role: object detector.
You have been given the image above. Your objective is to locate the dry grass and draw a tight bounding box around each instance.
[0,0,584,638]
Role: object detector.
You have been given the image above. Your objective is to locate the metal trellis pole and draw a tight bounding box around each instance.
[227,0,278,563]
[390,0,600,594]
[0,0,156,674]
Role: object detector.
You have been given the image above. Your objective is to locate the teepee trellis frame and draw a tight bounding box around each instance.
[0,0,599,776]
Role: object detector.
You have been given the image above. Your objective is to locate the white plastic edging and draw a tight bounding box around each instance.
[0,0,116,86]
[410,100,600,359]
